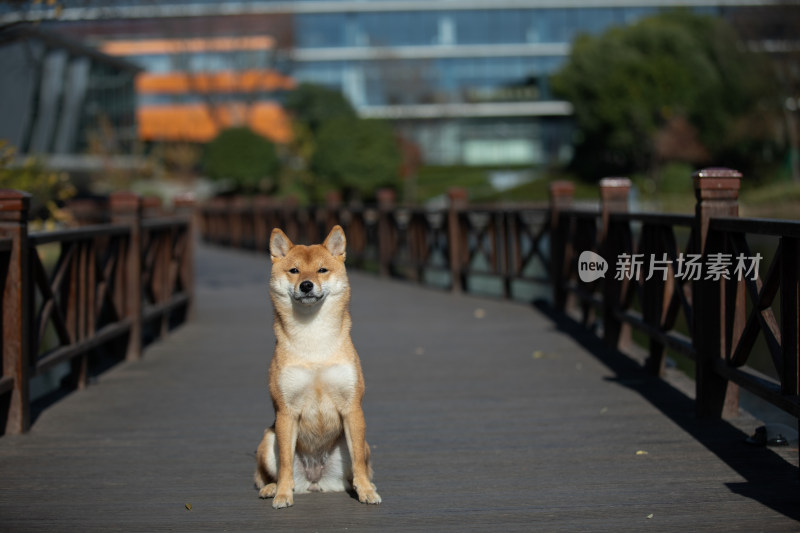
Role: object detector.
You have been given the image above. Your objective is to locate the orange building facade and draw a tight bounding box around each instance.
[101,36,295,144]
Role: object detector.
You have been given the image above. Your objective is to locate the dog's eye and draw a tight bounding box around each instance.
[318,268,328,274]
[288,267,299,274]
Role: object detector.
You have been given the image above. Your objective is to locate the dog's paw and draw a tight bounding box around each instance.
[356,484,382,505]
[258,483,277,499]
[272,492,294,509]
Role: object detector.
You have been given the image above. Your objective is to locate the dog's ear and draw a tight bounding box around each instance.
[270,228,293,263]
[323,225,346,261]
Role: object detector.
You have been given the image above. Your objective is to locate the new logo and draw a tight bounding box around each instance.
[578,251,608,282]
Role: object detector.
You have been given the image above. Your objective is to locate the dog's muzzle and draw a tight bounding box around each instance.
[294,280,323,304]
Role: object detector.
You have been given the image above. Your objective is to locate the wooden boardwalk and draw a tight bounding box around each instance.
[0,242,798,532]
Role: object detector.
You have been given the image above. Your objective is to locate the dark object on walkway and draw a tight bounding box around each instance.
[746,425,791,447]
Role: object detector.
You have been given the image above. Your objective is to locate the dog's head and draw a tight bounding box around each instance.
[269,225,348,309]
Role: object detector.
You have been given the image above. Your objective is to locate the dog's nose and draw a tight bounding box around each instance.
[299,280,314,293]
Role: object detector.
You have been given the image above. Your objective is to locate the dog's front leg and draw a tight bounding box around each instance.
[343,408,381,504]
[273,410,298,509]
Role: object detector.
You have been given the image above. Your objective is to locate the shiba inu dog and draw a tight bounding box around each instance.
[254,225,381,509]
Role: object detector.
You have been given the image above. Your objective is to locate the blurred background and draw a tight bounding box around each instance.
[1,0,799,219]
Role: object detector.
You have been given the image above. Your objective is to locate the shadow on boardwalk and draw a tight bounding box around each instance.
[534,302,800,523]
[0,242,797,532]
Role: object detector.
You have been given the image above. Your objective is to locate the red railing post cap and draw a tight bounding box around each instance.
[143,195,162,207]
[231,196,250,208]
[377,188,396,207]
[693,167,742,189]
[600,177,631,203]
[447,187,468,204]
[693,167,743,180]
[110,191,142,210]
[253,194,271,208]
[0,189,31,222]
[325,190,343,208]
[173,192,195,207]
[693,168,742,200]
[548,180,575,198]
[599,177,631,189]
[0,189,31,211]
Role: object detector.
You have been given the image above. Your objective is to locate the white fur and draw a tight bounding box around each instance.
[277,366,315,408]
[262,430,352,494]
[320,364,357,399]
[278,364,357,416]
[270,276,351,362]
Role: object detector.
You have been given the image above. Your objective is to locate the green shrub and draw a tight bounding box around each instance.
[203,127,279,192]
[0,140,75,221]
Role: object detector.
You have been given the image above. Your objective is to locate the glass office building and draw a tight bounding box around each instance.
[0,25,140,159]
[0,0,774,166]
[286,2,722,165]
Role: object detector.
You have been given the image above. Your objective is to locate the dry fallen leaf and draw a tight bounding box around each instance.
[185,503,192,511]
[532,351,545,359]
[636,450,649,456]
[646,514,654,519]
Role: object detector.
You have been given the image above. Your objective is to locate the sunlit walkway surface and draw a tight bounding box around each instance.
[0,242,797,532]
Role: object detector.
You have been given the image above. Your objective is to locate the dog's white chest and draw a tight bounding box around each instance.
[278,363,357,412]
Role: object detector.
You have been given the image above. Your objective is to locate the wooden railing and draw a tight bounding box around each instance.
[198,168,799,456]
[0,190,195,435]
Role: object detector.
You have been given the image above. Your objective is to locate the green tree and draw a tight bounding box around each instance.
[284,83,358,135]
[202,127,279,192]
[552,9,780,179]
[282,83,400,202]
[311,117,401,199]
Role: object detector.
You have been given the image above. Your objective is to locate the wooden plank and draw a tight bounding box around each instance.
[0,242,797,532]
[34,319,132,375]
[617,309,696,358]
[711,357,800,417]
[28,224,129,245]
[140,217,189,232]
[611,212,695,226]
[141,292,190,323]
[710,216,800,238]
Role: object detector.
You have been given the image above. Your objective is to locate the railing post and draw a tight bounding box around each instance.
[230,196,248,249]
[325,190,343,233]
[173,193,196,321]
[110,192,143,361]
[599,178,631,240]
[376,188,395,278]
[210,196,227,245]
[447,187,468,293]
[282,196,300,244]
[65,197,108,226]
[253,195,271,253]
[0,190,31,434]
[599,178,632,352]
[693,168,742,419]
[142,195,162,219]
[549,181,574,311]
[782,236,799,400]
